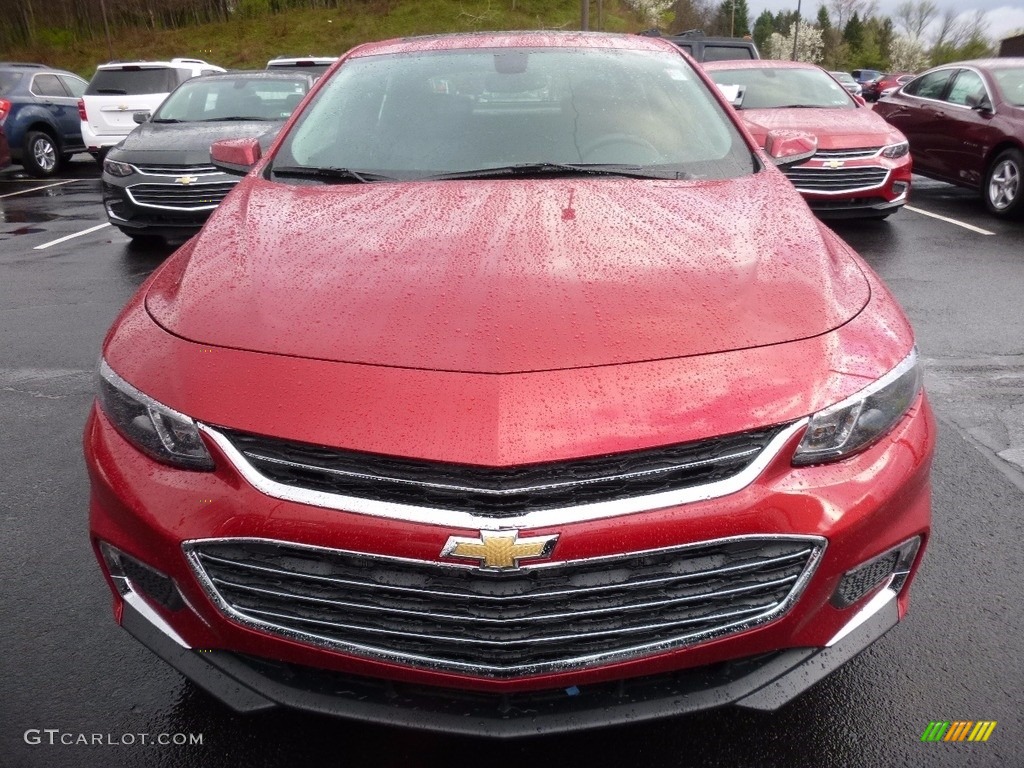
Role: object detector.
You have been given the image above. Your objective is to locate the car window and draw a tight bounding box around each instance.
[156,77,309,121]
[59,75,87,98]
[904,69,953,100]
[702,46,755,62]
[276,47,755,181]
[707,66,855,109]
[946,70,986,107]
[991,66,1024,107]
[86,67,179,96]
[31,73,69,98]
[0,71,23,95]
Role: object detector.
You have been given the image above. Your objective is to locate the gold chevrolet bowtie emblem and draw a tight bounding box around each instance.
[441,530,558,570]
[824,159,845,169]
[175,175,199,185]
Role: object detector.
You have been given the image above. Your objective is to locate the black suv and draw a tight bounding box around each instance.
[0,62,88,176]
[640,30,760,62]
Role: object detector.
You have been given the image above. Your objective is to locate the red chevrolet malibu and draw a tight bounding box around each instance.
[705,60,913,219]
[85,32,934,736]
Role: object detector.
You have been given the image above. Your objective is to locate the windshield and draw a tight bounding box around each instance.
[86,67,185,96]
[831,72,855,85]
[155,76,309,121]
[272,47,756,181]
[708,67,856,110]
[992,66,1024,107]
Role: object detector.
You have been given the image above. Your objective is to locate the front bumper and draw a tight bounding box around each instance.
[119,583,901,736]
[103,178,224,238]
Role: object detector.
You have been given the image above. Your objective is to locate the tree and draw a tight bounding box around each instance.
[894,0,937,42]
[816,5,831,30]
[765,21,824,62]
[668,0,715,34]
[843,11,863,50]
[828,0,865,30]
[712,0,750,37]
[752,9,775,50]
[888,35,929,71]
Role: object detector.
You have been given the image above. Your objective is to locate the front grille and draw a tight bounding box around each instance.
[187,536,824,676]
[785,165,889,193]
[132,163,218,175]
[812,147,881,160]
[220,425,785,517]
[126,181,236,210]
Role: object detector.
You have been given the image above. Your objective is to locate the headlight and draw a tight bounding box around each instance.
[103,159,134,177]
[881,141,909,159]
[793,349,922,466]
[97,359,214,470]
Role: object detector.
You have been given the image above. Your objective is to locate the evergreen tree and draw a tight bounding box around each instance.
[714,0,751,37]
[843,11,864,52]
[752,9,775,50]
[816,5,831,30]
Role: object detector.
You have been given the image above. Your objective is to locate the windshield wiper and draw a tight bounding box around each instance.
[419,162,685,181]
[775,104,829,109]
[151,118,181,123]
[197,116,273,122]
[95,88,127,95]
[271,165,395,183]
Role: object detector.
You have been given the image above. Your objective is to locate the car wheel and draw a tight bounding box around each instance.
[984,148,1024,219]
[22,131,61,178]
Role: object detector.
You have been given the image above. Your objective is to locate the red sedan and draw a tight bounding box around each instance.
[85,31,934,735]
[705,60,913,219]
[864,72,914,102]
[874,59,1024,218]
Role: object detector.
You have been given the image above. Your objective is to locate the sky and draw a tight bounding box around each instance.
[746,0,1024,45]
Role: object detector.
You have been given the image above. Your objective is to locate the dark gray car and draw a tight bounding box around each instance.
[101,70,312,241]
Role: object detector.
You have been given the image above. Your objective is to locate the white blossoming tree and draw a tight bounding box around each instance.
[888,35,929,72]
[765,23,825,63]
[624,0,674,26]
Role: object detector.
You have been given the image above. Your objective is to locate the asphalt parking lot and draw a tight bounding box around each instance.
[2,158,1023,767]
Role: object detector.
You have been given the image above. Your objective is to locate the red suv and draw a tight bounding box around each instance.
[85,32,934,735]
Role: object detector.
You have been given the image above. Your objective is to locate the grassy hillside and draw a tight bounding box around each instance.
[3,0,648,78]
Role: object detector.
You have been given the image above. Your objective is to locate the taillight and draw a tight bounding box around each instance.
[77,98,88,122]
[0,98,10,124]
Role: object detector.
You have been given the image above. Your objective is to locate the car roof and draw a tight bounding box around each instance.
[192,70,313,81]
[347,31,678,59]
[952,57,1024,70]
[703,59,817,71]
[267,56,337,65]
[96,58,215,70]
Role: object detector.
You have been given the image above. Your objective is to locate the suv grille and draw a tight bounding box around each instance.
[132,163,218,175]
[187,536,824,676]
[812,147,881,160]
[785,166,889,193]
[126,181,237,210]
[220,425,785,517]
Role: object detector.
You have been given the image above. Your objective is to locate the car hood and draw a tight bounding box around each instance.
[741,108,903,149]
[111,121,283,163]
[145,171,870,374]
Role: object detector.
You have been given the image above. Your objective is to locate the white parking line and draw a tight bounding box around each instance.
[33,223,111,250]
[0,180,77,198]
[905,205,996,236]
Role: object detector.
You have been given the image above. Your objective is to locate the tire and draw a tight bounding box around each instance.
[22,130,61,178]
[984,148,1024,219]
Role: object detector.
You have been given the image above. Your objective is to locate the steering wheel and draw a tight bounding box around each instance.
[579,133,662,164]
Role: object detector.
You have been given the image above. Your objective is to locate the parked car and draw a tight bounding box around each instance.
[829,70,862,96]
[643,29,760,61]
[863,72,914,102]
[851,68,883,87]
[0,123,10,171]
[80,58,225,161]
[0,62,88,177]
[86,31,934,735]
[102,70,313,241]
[266,56,337,77]
[874,58,1024,218]
[705,60,912,219]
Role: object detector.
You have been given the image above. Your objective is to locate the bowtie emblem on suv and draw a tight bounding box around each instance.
[175,175,199,185]
[824,159,845,169]
[441,530,559,570]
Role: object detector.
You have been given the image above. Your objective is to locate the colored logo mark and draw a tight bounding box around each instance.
[921,721,997,742]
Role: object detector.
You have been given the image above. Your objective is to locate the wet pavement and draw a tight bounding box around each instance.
[1,160,1023,767]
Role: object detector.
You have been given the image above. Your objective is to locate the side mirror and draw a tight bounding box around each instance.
[967,94,993,113]
[853,94,866,107]
[765,129,817,169]
[211,138,262,176]
[132,111,150,124]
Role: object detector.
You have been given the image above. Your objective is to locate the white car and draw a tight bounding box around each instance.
[79,58,224,159]
[265,56,337,78]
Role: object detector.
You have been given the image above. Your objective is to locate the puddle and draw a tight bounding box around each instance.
[5,227,46,235]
